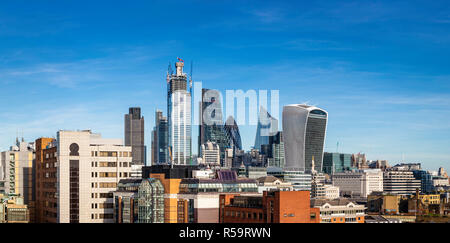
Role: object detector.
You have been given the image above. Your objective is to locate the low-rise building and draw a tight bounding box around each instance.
[367,192,400,215]
[311,198,366,223]
[256,176,293,193]
[332,169,383,198]
[0,195,29,223]
[384,170,421,195]
[219,190,320,223]
[113,178,164,223]
[323,185,340,200]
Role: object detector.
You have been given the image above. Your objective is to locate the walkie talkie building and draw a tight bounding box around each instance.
[282,104,328,173]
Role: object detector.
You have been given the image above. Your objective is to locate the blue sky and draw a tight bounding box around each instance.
[0,0,449,171]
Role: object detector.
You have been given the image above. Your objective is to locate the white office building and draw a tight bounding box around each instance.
[332,169,383,198]
[57,130,133,223]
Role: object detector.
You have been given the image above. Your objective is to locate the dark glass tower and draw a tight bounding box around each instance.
[198,88,229,165]
[224,116,242,152]
[254,106,278,152]
[125,107,146,165]
[152,110,168,164]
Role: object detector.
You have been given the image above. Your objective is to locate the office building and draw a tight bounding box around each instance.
[224,116,242,152]
[167,61,192,165]
[283,104,327,172]
[0,139,35,222]
[351,153,368,169]
[142,164,199,223]
[332,169,384,198]
[198,88,229,165]
[219,190,320,223]
[323,185,340,200]
[152,110,169,165]
[125,107,146,165]
[113,178,164,223]
[200,141,221,166]
[35,131,133,223]
[311,198,366,223]
[413,170,435,194]
[383,170,421,195]
[0,195,29,223]
[254,106,278,152]
[267,131,285,168]
[256,176,293,193]
[323,152,352,174]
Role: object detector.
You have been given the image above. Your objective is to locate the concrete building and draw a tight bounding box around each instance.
[220,191,320,223]
[0,195,29,223]
[200,141,220,166]
[0,139,35,205]
[282,104,327,172]
[351,153,368,169]
[125,107,146,165]
[367,192,401,215]
[311,198,366,223]
[332,169,383,198]
[113,178,164,223]
[246,166,267,179]
[167,60,192,165]
[268,167,312,191]
[323,185,340,200]
[256,176,293,193]
[35,130,133,223]
[384,170,421,195]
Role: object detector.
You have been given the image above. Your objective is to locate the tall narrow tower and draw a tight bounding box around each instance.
[167,60,192,165]
[124,107,146,165]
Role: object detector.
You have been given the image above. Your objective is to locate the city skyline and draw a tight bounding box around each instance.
[1,0,450,172]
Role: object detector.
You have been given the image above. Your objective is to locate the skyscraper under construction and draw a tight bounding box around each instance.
[167,60,192,165]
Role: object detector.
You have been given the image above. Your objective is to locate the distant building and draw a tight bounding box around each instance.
[151,110,168,165]
[413,170,435,194]
[367,192,401,215]
[283,104,327,172]
[323,152,352,174]
[256,176,293,193]
[125,107,146,165]
[311,198,366,223]
[0,139,35,222]
[351,153,368,169]
[332,169,383,198]
[220,191,320,223]
[113,178,164,223]
[384,170,421,195]
[254,106,278,152]
[200,141,220,166]
[323,185,340,200]
[0,195,29,223]
[167,61,192,165]
[198,89,229,165]
[224,116,242,153]
[246,166,267,179]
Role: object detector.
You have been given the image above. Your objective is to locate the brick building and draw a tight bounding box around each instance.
[219,190,320,223]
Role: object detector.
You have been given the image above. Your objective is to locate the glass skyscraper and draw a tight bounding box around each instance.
[323,152,352,174]
[198,88,229,165]
[282,104,328,172]
[254,106,278,152]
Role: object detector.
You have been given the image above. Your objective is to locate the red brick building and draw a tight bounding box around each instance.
[219,191,320,223]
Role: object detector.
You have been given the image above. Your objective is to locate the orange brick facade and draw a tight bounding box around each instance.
[219,191,320,223]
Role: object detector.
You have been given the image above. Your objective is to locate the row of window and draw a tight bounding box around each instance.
[91,151,132,157]
[91,161,131,167]
[91,182,118,188]
[225,210,264,221]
